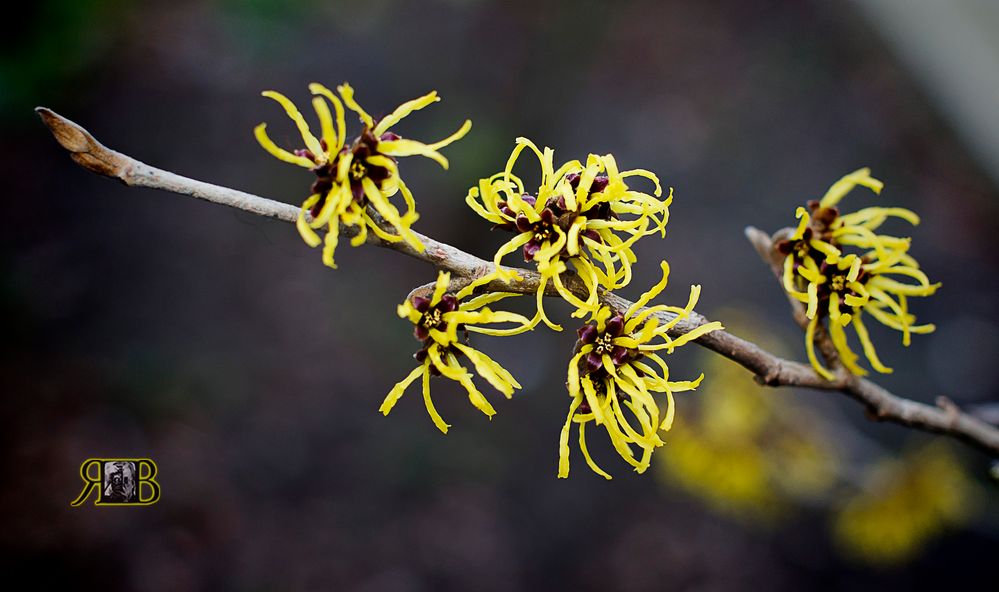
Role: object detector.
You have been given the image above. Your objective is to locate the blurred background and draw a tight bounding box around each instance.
[2,0,997,589]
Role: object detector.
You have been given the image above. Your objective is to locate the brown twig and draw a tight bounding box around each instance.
[37,107,999,456]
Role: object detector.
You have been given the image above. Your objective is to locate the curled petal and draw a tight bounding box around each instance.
[819,167,883,207]
[557,396,583,478]
[373,90,440,136]
[254,124,315,168]
[427,119,472,151]
[380,364,425,416]
[260,90,326,160]
[336,82,373,127]
[422,364,451,434]
[805,314,835,381]
[378,138,449,169]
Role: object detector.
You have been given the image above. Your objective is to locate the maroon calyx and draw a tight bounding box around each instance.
[347,128,394,202]
[491,173,618,261]
[565,172,609,194]
[774,227,816,267]
[574,313,639,378]
[289,121,420,222]
[410,293,467,374]
[813,261,868,315]
[775,200,841,264]
[309,162,337,217]
[808,200,839,233]
[301,127,402,217]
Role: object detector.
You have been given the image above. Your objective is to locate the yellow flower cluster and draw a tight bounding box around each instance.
[381,271,531,433]
[834,443,974,565]
[559,262,722,478]
[255,83,471,268]
[369,133,718,479]
[777,168,940,379]
[465,138,670,329]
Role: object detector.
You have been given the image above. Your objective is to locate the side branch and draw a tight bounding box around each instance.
[37,107,999,456]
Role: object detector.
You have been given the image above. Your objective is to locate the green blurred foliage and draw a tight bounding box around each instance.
[0,0,128,121]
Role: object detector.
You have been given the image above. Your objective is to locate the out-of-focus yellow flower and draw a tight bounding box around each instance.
[777,169,939,379]
[381,271,530,433]
[465,138,670,330]
[255,83,471,268]
[834,443,975,565]
[657,313,840,520]
[558,262,722,479]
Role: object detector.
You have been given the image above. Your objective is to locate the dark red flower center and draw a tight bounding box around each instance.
[491,173,618,261]
[574,313,639,377]
[814,262,870,315]
[409,293,468,376]
[302,128,401,218]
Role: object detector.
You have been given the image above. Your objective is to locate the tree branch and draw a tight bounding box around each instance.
[37,107,999,456]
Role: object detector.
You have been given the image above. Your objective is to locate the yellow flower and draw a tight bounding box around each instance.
[255,83,472,268]
[380,271,531,433]
[558,262,722,478]
[778,169,940,379]
[465,138,671,330]
[775,168,886,276]
[834,443,975,565]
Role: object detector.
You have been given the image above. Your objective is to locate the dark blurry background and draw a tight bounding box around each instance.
[2,0,997,590]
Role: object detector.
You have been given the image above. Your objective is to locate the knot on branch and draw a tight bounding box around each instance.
[753,371,783,387]
[936,396,961,429]
[865,405,889,422]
